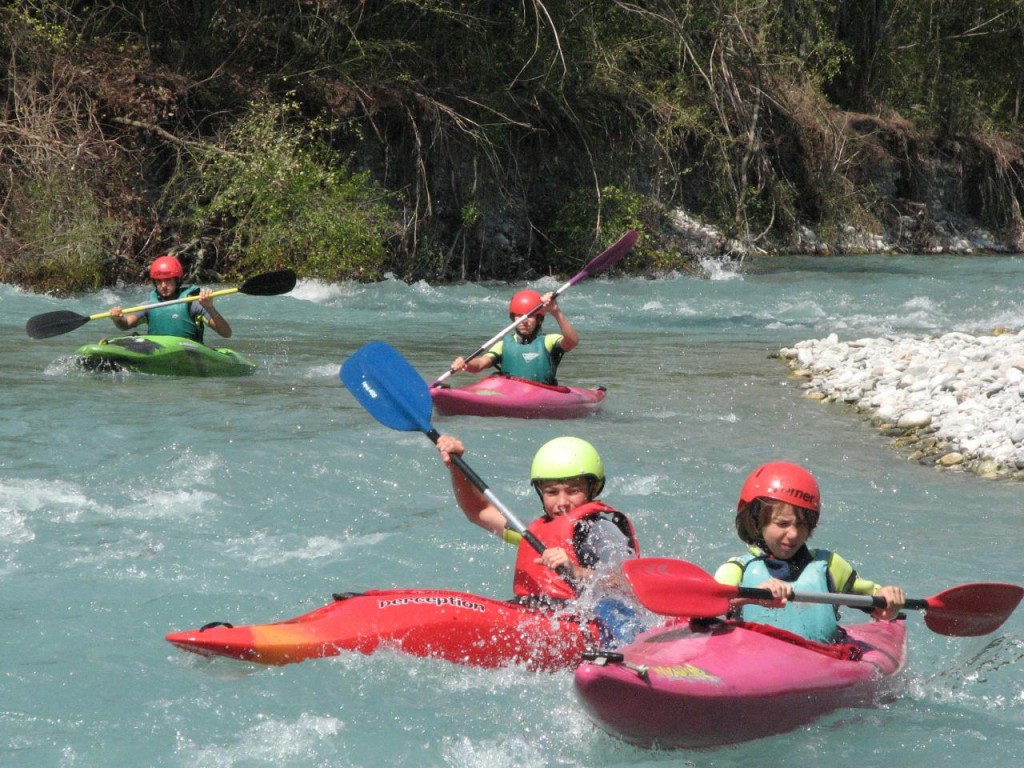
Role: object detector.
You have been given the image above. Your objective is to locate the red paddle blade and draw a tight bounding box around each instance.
[622,557,736,617]
[923,583,1023,637]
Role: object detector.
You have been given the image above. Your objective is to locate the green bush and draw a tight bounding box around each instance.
[168,101,396,282]
[547,185,685,273]
[0,174,113,294]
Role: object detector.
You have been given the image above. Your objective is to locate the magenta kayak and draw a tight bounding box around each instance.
[430,375,606,419]
[166,588,602,670]
[574,618,908,748]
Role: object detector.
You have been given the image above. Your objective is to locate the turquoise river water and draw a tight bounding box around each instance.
[2,253,1023,767]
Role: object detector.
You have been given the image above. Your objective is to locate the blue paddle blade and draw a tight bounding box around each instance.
[340,342,434,433]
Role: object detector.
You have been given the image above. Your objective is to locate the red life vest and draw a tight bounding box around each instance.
[512,501,639,600]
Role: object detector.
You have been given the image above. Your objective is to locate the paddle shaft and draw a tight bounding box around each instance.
[621,557,1022,636]
[676,580,1015,637]
[737,585,923,612]
[424,428,547,556]
[88,287,240,322]
[436,433,581,587]
[26,269,296,339]
[625,558,910,616]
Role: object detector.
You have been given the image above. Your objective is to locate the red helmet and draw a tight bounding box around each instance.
[738,462,820,513]
[150,255,183,280]
[509,289,544,317]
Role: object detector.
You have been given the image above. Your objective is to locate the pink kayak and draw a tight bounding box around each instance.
[166,588,602,670]
[574,618,908,748]
[430,375,606,419]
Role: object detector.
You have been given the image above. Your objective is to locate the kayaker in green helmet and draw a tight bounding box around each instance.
[714,462,906,643]
[108,254,232,342]
[435,433,645,644]
[448,289,578,384]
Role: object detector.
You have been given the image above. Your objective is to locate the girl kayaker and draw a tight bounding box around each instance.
[714,461,906,643]
[435,433,644,644]
[447,289,578,384]
[108,254,232,342]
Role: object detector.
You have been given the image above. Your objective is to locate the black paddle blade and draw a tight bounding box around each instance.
[239,269,297,296]
[26,310,90,340]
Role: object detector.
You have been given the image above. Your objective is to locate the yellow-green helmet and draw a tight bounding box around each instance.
[530,436,605,499]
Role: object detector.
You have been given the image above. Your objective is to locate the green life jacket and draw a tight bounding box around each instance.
[736,549,840,643]
[496,332,560,384]
[145,285,203,341]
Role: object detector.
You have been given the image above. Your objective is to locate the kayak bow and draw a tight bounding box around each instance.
[74,335,257,377]
[166,588,602,670]
[575,617,908,748]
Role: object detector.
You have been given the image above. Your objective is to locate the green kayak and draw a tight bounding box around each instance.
[74,335,257,377]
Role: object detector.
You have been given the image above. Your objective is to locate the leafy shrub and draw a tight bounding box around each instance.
[547,185,683,273]
[168,101,396,282]
[0,174,113,294]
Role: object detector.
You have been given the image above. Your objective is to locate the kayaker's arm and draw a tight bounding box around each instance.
[108,306,143,331]
[715,577,792,610]
[713,560,758,610]
[838,554,906,619]
[543,293,578,352]
[199,290,232,338]
[715,557,905,617]
[869,585,906,620]
[436,434,508,536]
[450,352,496,375]
[713,562,788,610]
[713,560,743,586]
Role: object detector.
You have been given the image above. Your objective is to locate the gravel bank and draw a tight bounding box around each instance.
[779,329,1024,480]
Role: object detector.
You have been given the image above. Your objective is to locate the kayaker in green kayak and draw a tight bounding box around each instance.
[107,255,232,342]
[714,462,906,643]
[435,433,645,644]
[447,289,578,384]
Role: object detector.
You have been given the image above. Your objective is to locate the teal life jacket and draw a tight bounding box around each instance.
[496,332,560,384]
[145,285,203,341]
[736,549,840,643]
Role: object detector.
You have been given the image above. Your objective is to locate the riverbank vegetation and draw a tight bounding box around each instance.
[2,1,1023,293]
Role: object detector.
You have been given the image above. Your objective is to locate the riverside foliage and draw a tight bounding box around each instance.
[2,1,1022,291]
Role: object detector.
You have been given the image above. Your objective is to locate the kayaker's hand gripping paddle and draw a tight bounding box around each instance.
[341,341,574,583]
[26,269,297,340]
[623,557,1023,638]
[431,230,638,386]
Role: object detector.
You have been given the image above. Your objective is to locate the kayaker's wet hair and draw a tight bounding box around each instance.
[735,498,819,545]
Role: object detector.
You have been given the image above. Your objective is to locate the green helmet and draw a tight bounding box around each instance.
[530,436,605,498]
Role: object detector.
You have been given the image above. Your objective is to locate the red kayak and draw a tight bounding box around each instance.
[166,588,602,670]
[574,618,907,748]
[430,375,606,419]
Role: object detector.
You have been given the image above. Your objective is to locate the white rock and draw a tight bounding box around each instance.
[782,330,1024,476]
[897,410,933,429]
